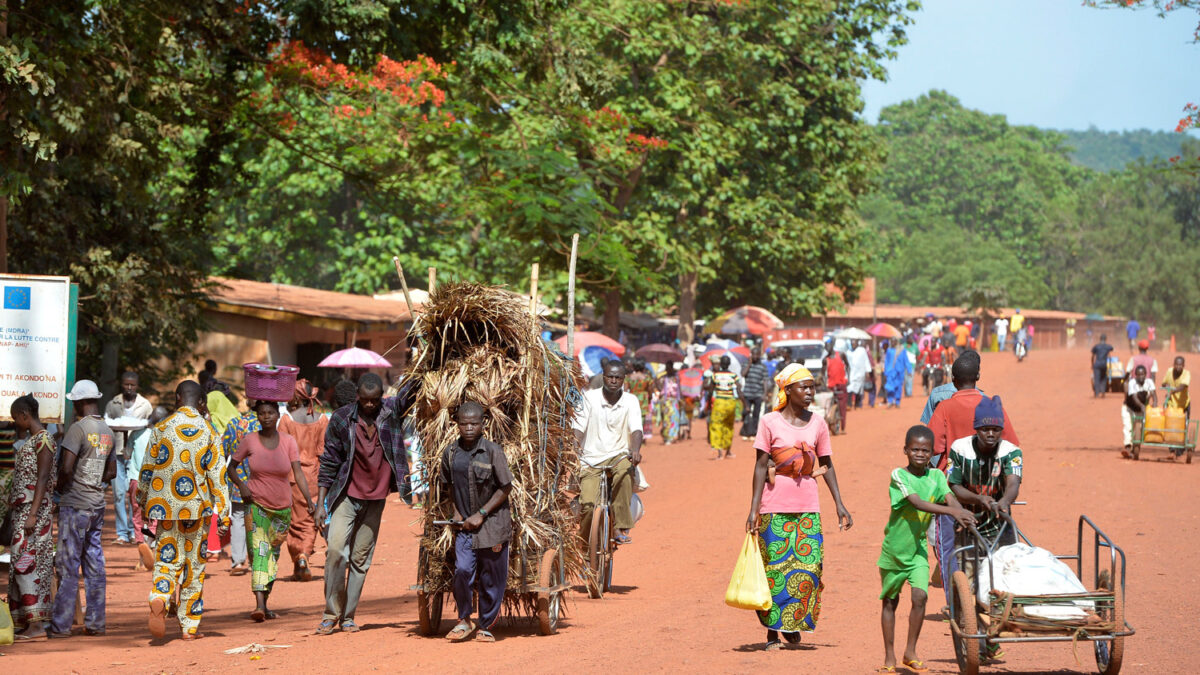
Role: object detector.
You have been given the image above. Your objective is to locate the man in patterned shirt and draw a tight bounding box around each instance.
[137,380,230,640]
[946,395,1023,549]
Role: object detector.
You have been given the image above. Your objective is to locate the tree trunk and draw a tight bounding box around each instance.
[602,288,621,340]
[677,271,697,347]
[100,338,120,407]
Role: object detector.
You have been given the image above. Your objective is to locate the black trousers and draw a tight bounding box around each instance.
[740,398,763,437]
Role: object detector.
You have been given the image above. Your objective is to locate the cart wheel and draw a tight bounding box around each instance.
[537,548,562,635]
[1187,448,1194,464]
[417,589,444,637]
[586,506,610,599]
[951,571,980,675]
[1130,444,1140,461]
[1095,587,1124,674]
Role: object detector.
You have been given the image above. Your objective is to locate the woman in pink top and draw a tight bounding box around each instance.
[745,364,853,651]
[229,400,314,622]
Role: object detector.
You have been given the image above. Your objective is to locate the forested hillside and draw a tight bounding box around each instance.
[866,91,1200,334]
[1059,127,1191,172]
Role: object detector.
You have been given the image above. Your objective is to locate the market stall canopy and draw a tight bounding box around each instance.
[634,343,686,364]
[836,327,872,341]
[699,346,752,371]
[553,331,627,357]
[318,347,392,369]
[704,305,785,336]
[867,322,902,339]
[580,345,619,378]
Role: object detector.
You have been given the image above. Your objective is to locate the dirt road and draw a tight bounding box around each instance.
[4,348,1197,673]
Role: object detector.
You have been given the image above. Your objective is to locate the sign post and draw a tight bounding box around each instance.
[0,274,74,423]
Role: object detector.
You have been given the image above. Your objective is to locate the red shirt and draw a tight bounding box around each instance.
[930,346,944,366]
[929,388,1021,468]
[349,416,391,500]
[826,353,847,386]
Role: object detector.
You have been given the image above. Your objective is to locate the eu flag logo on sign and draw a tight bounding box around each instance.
[3,286,31,310]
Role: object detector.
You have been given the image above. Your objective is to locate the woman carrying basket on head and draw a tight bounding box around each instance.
[745,364,853,652]
[229,399,315,622]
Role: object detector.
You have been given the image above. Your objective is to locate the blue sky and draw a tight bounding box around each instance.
[860,0,1200,132]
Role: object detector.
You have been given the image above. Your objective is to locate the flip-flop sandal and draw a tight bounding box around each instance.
[876,668,896,673]
[180,632,204,641]
[902,659,929,672]
[341,619,360,633]
[250,608,266,622]
[615,533,632,544]
[265,610,278,620]
[315,619,338,635]
[475,630,496,643]
[764,640,782,652]
[138,543,155,569]
[445,621,476,642]
[149,599,167,639]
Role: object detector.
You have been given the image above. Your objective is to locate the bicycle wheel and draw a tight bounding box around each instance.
[587,506,608,599]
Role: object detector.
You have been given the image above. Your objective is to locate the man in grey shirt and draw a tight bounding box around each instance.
[48,380,116,638]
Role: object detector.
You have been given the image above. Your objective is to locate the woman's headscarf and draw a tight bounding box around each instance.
[293,378,322,416]
[773,363,815,411]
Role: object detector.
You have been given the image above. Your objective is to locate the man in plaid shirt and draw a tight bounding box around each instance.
[314,372,415,635]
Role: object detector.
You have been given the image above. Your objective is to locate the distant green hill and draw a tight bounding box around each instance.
[1058,127,1189,172]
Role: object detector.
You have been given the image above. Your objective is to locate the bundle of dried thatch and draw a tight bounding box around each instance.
[410,282,586,606]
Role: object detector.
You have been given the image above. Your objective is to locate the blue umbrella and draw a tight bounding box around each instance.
[582,345,619,377]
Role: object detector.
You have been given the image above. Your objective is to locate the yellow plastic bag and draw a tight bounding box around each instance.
[725,532,772,611]
[0,599,13,645]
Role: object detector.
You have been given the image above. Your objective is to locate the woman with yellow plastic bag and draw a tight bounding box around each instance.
[743,365,853,651]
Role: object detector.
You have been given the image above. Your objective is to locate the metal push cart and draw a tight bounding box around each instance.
[948,514,1135,675]
[1130,410,1198,462]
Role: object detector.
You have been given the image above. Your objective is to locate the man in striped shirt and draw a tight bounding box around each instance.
[946,395,1022,548]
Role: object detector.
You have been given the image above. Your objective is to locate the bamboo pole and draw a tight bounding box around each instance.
[392,256,417,319]
[567,234,579,359]
[428,266,437,294]
[528,263,540,317]
[521,263,539,441]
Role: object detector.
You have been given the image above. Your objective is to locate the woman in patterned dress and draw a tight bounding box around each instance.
[655,362,684,444]
[624,359,656,440]
[7,395,56,638]
[745,365,853,651]
[228,400,314,622]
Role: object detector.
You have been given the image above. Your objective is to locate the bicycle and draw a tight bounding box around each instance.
[584,463,633,599]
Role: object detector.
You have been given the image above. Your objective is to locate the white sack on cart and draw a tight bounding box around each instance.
[977,543,1093,620]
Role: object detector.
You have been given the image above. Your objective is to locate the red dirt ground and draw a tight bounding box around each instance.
[3,348,1197,673]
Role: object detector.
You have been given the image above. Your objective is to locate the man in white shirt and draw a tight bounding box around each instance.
[573,361,643,544]
[104,371,153,546]
[1123,365,1157,458]
[994,317,1008,351]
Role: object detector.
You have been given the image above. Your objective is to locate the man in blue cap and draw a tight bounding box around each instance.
[945,395,1023,550]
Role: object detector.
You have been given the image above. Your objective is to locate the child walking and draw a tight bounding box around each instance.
[877,425,973,672]
[441,401,513,643]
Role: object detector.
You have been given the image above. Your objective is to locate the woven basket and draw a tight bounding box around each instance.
[242,363,300,402]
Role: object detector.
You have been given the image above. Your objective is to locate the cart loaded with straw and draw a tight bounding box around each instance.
[408,282,586,636]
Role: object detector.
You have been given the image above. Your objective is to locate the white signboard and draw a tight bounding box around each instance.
[0,274,72,423]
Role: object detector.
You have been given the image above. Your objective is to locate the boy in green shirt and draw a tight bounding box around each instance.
[878,425,974,672]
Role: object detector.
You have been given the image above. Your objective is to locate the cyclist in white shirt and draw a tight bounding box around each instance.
[573,360,643,544]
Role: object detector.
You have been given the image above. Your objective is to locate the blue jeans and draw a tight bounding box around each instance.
[997,334,1007,351]
[51,505,107,633]
[111,459,133,540]
[903,372,914,397]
